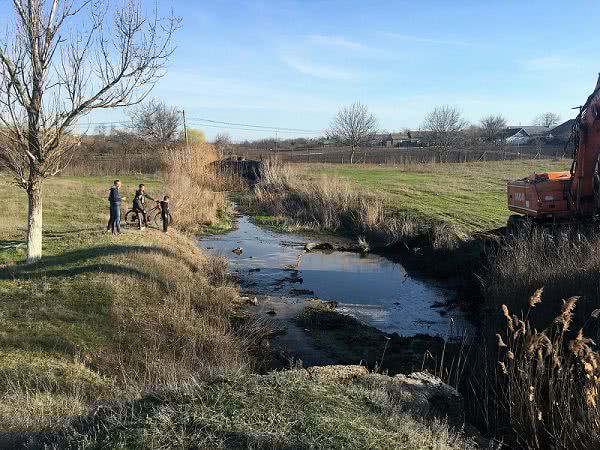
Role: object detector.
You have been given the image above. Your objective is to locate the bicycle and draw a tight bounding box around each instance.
[124,201,173,229]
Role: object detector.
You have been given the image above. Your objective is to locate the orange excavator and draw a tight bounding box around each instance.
[507,75,600,226]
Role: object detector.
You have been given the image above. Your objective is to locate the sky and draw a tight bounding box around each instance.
[2,0,600,141]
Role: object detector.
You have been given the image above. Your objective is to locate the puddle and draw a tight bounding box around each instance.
[199,215,473,338]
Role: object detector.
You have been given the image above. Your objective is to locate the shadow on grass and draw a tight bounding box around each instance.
[0,240,25,250]
[0,263,167,290]
[0,244,199,290]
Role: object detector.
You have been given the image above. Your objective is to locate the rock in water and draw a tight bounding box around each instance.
[232,247,243,255]
[304,242,335,252]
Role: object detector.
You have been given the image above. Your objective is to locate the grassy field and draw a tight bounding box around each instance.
[0,172,474,449]
[0,174,247,431]
[1,174,164,263]
[302,160,568,233]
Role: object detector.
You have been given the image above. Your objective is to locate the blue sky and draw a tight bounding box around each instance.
[2,0,600,140]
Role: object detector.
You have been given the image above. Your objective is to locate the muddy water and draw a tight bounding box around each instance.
[199,215,473,338]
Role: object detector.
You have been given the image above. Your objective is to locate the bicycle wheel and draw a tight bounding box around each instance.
[154,212,173,228]
[124,209,139,228]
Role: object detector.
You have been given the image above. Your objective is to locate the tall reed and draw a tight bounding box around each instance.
[485,289,600,449]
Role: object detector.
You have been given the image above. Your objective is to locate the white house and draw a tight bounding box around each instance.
[506,126,551,145]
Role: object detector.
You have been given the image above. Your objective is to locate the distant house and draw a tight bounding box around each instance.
[370,133,393,147]
[388,131,429,147]
[549,119,575,144]
[506,126,551,145]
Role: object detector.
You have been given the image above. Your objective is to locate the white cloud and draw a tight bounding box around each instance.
[526,55,576,70]
[280,54,359,81]
[154,71,340,113]
[306,34,381,54]
[382,32,487,49]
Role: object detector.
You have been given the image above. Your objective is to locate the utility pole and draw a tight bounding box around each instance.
[180,109,189,147]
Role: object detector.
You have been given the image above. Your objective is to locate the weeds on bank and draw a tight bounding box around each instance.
[248,158,461,250]
[161,143,231,231]
[482,289,600,449]
[485,224,600,332]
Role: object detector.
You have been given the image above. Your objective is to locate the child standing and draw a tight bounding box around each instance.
[160,196,171,232]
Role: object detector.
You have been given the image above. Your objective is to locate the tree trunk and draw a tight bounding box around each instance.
[26,180,43,263]
[350,146,355,164]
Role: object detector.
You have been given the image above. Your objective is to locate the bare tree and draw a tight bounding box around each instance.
[0,0,180,262]
[214,132,232,156]
[480,114,507,143]
[327,102,378,164]
[533,112,560,128]
[422,105,468,162]
[129,99,180,152]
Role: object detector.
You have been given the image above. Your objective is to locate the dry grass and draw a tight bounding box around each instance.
[485,225,600,332]
[160,143,230,231]
[247,158,460,250]
[50,369,476,450]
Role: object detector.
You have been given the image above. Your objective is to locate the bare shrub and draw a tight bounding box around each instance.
[422,106,468,162]
[129,99,181,152]
[327,102,378,164]
[533,112,560,128]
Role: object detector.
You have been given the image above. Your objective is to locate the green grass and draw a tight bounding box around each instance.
[303,160,568,233]
[0,172,476,447]
[53,370,474,450]
[0,173,244,431]
[1,174,163,264]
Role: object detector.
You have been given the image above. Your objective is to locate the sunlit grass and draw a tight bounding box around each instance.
[302,160,568,233]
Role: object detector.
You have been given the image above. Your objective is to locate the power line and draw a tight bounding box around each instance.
[70,116,323,135]
[72,121,127,127]
[187,117,322,133]
[186,122,321,135]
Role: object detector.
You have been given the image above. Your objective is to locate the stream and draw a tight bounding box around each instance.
[198,214,474,365]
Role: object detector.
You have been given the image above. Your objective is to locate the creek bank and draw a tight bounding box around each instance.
[296,301,464,375]
[39,368,477,450]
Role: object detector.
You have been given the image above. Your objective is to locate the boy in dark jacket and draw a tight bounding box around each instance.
[107,180,124,234]
[132,183,155,230]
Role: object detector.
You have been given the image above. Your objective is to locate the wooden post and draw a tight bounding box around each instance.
[182,109,189,147]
